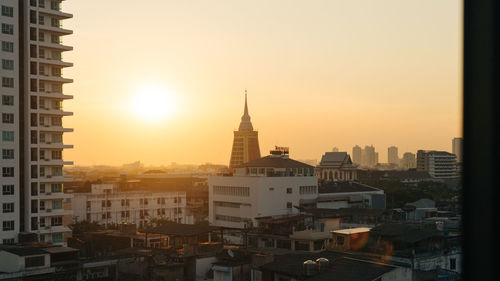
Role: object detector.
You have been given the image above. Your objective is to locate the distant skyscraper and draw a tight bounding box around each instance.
[1,0,73,245]
[362,145,378,167]
[352,145,362,165]
[229,92,261,170]
[452,137,463,163]
[388,146,399,165]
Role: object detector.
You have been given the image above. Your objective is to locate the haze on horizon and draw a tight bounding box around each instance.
[62,0,462,166]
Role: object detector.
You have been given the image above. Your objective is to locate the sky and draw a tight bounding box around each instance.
[62,0,462,166]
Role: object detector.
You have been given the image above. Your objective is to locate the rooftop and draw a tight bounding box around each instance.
[237,155,314,169]
[259,251,396,281]
[318,182,381,194]
[141,223,223,236]
[331,227,372,235]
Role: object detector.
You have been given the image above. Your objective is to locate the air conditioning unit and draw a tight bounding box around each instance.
[46,141,51,144]
[46,175,52,178]
[44,226,51,230]
[45,192,51,195]
[44,124,50,127]
[46,209,52,213]
[45,158,50,161]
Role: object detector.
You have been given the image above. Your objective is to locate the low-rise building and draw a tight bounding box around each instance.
[317,181,386,209]
[72,184,189,228]
[316,152,361,181]
[417,150,458,179]
[209,150,318,229]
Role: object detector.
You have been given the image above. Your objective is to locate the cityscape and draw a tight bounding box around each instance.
[0,1,463,281]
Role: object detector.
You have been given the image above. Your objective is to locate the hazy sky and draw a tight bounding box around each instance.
[62,0,462,166]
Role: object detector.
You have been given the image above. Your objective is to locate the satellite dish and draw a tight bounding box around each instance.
[228,249,234,258]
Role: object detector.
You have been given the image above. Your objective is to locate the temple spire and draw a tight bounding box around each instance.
[239,89,253,131]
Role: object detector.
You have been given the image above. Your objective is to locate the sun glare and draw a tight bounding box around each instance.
[130,86,175,122]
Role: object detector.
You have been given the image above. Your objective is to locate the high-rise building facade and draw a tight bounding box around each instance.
[388,146,399,165]
[362,145,378,167]
[417,150,457,178]
[452,137,463,163]
[352,145,362,165]
[229,92,261,170]
[1,0,73,245]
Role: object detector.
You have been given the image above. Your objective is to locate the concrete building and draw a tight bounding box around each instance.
[452,137,463,163]
[317,182,386,209]
[362,145,378,168]
[351,145,362,165]
[387,146,399,165]
[229,91,261,171]
[316,152,360,182]
[417,150,458,179]
[1,0,73,245]
[209,149,318,229]
[72,184,189,229]
[400,152,416,169]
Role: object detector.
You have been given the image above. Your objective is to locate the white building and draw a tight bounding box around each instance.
[209,149,318,229]
[72,184,190,229]
[417,150,458,179]
[387,146,399,165]
[1,0,73,245]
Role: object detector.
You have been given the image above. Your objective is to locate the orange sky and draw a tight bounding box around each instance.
[62,0,462,166]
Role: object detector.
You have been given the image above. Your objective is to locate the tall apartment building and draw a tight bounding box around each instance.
[72,184,189,229]
[417,150,457,179]
[351,145,362,165]
[362,145,378,167]
[228,92,261,170]
[387,146,399,165]
[1,0,73,245]
[452,137,463,163]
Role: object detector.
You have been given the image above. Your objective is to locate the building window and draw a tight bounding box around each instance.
[2,238,14,244]
[52,200,63,209]
[1,41,13,52]
[39,0,45,8]
[2,95,14,105]
[286,202,292,209]
[2,184,14,195]
[2,77,14,88]
[2,203,14,213]
[51,216,62,226]
[25,256,45,267]
[286,188,292,194]
[51,183,62,193]
[2,149,14,159]
[1,6,14,17]
[2,131,14,141]
[450,258,457,270]
[1,59,13,70]
[2,167,14,177]
[2,113,14,123]
[336,236,345,245]
[2,220,14,231]
[1,23,14,35]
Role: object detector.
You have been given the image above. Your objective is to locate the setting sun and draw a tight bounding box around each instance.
[129,86,175,122]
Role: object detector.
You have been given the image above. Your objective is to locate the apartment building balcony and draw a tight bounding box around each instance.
[38,175,73,183]
[37,192,72,200]
[38,6,73,20]
[38,74,73,84]
[37,142,73,149]
[37,24,73,36]
[38,41,73,51]
[38,225,71,235]
[38,91,73,100]
[36,57,73,67]
[38,125,74,133]
[38,158,74,166]
[38,107,74,116]
[38,208,72,216]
